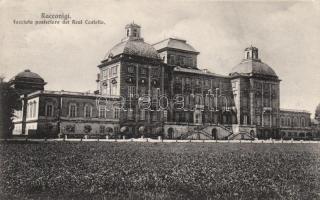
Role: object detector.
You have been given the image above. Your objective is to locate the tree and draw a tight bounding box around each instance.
[0,80,21,138]
[315,103,320,120]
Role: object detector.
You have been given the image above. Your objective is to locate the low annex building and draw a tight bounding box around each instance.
[11,23,317,140]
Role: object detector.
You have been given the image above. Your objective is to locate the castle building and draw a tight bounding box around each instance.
[11,23,315,140]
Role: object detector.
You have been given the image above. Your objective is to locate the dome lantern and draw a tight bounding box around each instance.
[123,22,142,41]
[102,22,160,61]
[244,46,260,61]
[230,46,278,78]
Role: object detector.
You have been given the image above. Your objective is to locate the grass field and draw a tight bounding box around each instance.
[0,142,320,199]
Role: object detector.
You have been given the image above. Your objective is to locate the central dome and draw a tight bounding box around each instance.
[104,23,160,60]
[105,39,160,60]
[230,60,277,77]
[230,46,277,77]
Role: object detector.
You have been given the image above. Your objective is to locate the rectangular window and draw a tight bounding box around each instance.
[99,106,106,118]
[102,70,107,79]
[169,55,175,65]
[263,114,270,126]
[69,104,77,117]
[112,66,118,75]
[33,102,37,118]
[128,65,135,73]
[99,126,105,134]
[109,68,112,77]
[114,127,119,134]
[152,111,158,121]
[84,105,91,118]
[140,87,146,95]
[46,104,53,117]
[114,108,120,119]
[163,110,167,122]
[128,86,136,97]
[256,115,261,125]
[243,115,248,125]
[181,56,185,66]
[111,84,117,95]
[140,109,145,120]
[141,67,147,75]
[128,109,134,120]
[152,88,160,97]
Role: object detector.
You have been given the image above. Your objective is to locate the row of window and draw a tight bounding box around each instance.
[45,103,120,119]
[174,77,220,89]
[281,117,306,127]
[126,109,161,121]
[255,114,278,126]
[101,65,118,79]
[65,124,119,134]
[101,81,118,96]
[168,55,195,67]
[281,132,312,138]
[127,65,161,76]
[127,86,161,97]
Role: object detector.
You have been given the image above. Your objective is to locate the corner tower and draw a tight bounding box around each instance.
[230,46,281,139]
[97,22,164,137]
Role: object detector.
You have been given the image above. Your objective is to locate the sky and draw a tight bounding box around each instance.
[0,0,319,116]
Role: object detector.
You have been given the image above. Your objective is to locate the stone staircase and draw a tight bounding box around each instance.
[216,124,233,139]
[228,131,255,140]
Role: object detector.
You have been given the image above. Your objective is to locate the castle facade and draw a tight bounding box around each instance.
[11,23,316,140]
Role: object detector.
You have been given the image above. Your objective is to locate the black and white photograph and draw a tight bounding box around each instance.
[1,0,320,199]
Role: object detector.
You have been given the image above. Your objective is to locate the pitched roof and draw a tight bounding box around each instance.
[153,38,199,54]
[230,59,277,77]
[104,39,160,60]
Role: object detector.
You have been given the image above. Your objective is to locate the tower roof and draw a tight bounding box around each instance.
[153,38,199,54]
[230,47,278,77]
[230,60,277,77]
[105,40,160,60]
[103,23,160,60]
[11,69,45,82]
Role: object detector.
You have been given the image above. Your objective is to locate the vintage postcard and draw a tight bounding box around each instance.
[0,0,320,199]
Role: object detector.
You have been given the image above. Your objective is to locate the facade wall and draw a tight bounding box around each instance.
[164,123,232,139]
[279,110,312,139]
[166,49,198,68]
[99,62,121,96]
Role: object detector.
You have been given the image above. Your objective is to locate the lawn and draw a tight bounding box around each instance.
[0,142,320,199]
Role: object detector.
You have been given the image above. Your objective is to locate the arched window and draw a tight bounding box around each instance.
[84,105,92,118]
[281,118,285,126]
[287,117,291,126]
[45,103,54,117]
[243,115,248,125]
[293,117,298,127]
[212,128,217,139]
[168,128,174,139]
[301,117,305,127]
[69,104,77,117]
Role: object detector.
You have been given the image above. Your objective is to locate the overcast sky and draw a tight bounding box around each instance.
[1,0,319,115]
